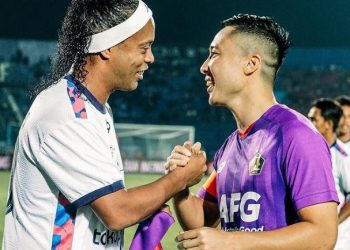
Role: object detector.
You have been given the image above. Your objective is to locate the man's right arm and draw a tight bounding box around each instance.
[167,142,220,230]
[91,152,207,230]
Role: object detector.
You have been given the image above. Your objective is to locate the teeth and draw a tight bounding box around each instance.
[206,81,214,87]
[137,71,144,80]
[207,85,214,93]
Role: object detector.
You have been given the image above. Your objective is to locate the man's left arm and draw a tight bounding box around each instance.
[176,202,338,250]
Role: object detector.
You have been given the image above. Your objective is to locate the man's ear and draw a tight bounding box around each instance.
[99,48,112,60]
[244,55,261,75]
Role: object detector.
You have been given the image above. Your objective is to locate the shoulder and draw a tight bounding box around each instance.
[264,105,329,160]
[270,105,323,143]
[23,78,101,144]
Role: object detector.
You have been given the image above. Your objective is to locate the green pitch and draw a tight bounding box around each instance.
[0,171,10,246]
[0,171,207,249]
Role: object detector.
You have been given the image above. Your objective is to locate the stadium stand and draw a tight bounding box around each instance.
[0,39,350,162]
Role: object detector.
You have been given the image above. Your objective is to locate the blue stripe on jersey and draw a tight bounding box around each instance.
[64,75,107,114]
[51,235,61,250]
[52,193,77,250]
[55,204,72,226]
[332,142,349,157]
[72,180,125,209]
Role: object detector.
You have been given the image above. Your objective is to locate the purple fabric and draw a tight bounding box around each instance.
[130,211,175,250]
[201,104,338,232]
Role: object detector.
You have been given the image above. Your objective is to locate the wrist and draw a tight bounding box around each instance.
[173,187,190,201]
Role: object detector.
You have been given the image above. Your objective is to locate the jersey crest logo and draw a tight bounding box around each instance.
[249,153,265,176]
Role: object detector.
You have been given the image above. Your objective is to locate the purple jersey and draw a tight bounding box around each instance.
[199,104,338,232]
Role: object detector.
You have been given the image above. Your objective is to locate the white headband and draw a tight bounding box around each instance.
[87,0,153,53]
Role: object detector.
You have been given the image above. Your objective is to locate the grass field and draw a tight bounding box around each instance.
[0,170,10,247]
[0,171,207,249]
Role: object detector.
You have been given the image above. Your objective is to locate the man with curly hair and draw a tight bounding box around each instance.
[166,14,339,249]
[2,0,206,249]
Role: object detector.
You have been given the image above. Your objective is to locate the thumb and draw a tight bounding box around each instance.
[192,142,202,154]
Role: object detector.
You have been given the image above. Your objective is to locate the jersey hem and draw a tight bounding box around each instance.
[294,190,339,211]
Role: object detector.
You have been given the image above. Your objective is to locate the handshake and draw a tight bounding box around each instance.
[164,141,207,188]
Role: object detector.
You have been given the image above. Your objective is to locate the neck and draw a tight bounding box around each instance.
[228,82,277,132]
[82,59,114,105]
[325,133,337,146]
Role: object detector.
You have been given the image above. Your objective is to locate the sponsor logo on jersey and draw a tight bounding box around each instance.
[249,152,265,175]
[93,229,122,246]
[222,225,265,232]
[220,191,261,223]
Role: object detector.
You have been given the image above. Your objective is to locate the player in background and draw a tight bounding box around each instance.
[335,95,350,151]
[165,14,339,249]
[308,98,350,250]
[2,0,206,249]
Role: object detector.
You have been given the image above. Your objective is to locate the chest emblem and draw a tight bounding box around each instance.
[249,153,265,176]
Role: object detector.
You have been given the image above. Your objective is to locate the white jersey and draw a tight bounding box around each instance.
[343,140,350,152]
[331,139,350,250]
[3,75,125,250]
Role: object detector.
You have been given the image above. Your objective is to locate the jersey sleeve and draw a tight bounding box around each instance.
[283,125,339,211]
[198,170,218,204]
[37,119,124,209]
[197,135,232,204]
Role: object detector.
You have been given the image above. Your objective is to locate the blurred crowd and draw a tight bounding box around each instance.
[0,45,349,158]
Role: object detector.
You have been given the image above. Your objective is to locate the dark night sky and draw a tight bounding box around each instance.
[1,0,349,48]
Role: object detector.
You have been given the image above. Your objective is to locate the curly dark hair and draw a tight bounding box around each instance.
[222,14,291,73]
[32,0,139,97]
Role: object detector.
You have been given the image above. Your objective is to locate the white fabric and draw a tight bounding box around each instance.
[331,139,350,250]
[87,0,153,53]
[3,77,125,249]
[343,140,350,152]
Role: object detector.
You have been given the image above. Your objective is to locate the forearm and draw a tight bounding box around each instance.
[173,188,206,230]
[92,168,190,230]
[228,221,336,250]
[176,203,338,250]
[124,170,188,221]
[205,221,335,250]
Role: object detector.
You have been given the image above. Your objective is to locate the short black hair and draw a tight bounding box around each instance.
[311,98,343,132]
[335,95,350,107]
[222,14,291,72]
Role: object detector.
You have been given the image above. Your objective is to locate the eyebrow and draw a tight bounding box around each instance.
[139,40,153,47]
